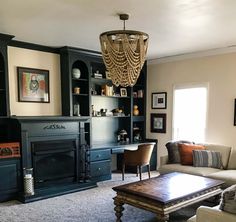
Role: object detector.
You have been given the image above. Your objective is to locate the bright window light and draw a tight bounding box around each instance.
[173,84,208,143]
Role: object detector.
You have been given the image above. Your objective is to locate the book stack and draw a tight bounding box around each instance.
[101,84,113,96]
[94,71,103,79]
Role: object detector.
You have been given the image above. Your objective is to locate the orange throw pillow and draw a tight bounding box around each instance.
[178,143,205,165]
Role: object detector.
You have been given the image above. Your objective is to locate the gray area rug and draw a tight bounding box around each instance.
[0,172,215,222]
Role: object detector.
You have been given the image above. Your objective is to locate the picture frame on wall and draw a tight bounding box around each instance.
[150,113,166,133]
[17,67,50,103]
[120,88,127,97]
[152,92,167,109]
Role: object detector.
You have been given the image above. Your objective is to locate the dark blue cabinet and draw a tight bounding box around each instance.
[90,149,111,182]
[0,158,21,202]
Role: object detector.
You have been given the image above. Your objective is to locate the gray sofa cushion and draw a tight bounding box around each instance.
[219,185,236,214]
[204,144,232,169]
[193,150,222,169]
[165,140,193,164]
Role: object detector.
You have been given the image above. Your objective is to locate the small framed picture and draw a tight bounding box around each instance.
[152,92,167,109]
[105,71,111,79]
[17,67,50,103]
[151,113,166,133]
[120,88,127,97]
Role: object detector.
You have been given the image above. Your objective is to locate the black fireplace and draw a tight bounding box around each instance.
[32,139,77,188]
[10,117,96,202]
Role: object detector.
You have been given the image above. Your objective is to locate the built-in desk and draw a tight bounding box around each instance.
[90,140,157,182]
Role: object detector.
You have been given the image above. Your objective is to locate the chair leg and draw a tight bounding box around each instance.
[147,164,151,179]
[122,163,125,181]
[136,166,139,177]
[139,165,142,181]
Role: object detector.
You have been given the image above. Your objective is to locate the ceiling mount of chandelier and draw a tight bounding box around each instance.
[99,13,149,87]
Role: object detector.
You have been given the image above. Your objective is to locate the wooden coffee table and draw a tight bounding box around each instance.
[113,172,224,221]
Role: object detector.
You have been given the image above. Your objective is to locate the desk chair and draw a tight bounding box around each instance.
[122,144,154,181]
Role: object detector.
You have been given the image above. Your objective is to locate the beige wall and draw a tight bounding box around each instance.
[8,46,61,116]
[147,52,236,166]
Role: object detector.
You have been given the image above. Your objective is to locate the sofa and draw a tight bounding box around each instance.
[159,143,236,188]
[187,205,236,222]
[187,184,236,222]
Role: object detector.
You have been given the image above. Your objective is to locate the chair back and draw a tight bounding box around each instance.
[124,144,154,166]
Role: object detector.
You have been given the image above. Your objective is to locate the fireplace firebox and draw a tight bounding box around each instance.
[32,139,77,188]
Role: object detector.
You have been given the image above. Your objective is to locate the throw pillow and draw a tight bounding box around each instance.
[178,143,205,165]
[219,184,236,214]
[192,150,223,169]
[165,140,193,164]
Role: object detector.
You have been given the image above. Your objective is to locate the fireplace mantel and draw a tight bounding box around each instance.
[9,116,95,203]
[10,115,90,122]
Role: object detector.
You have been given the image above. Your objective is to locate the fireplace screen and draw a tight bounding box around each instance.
[32,139,77,187]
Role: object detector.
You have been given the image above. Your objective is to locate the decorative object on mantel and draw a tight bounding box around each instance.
[152,92,167,109]
[99,13,149,87]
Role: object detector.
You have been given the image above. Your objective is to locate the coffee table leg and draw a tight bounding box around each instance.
[114,197,124,222]
[156,213,169,222]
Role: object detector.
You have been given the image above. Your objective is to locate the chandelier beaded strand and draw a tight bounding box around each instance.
[99,14,149,87]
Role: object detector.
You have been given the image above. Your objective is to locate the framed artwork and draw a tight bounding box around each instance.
[152,92,167,109]
[120,88,127,97]
[105,71,111,79]
[150,113,166,133]
[17,67,50,103]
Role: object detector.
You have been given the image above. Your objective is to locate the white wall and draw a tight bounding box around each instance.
[8,46,61,116]
[147,52,236,166]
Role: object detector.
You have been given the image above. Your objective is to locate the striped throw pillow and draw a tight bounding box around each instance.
[192,150,222,169]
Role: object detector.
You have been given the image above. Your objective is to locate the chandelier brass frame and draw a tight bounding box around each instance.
[100,14,149,87]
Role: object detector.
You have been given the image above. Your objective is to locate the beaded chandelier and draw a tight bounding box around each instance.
[100,14,149,87]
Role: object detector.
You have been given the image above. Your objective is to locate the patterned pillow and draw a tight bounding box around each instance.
[178,143,205,165]
[192,150,222,169]
[220,184,236,214]
[165,140,193,164]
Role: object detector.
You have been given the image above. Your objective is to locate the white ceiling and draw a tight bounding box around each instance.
[1,0,236,60]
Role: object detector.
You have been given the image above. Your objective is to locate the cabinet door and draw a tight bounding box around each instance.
[90,159,111,182]
[90,149,111,162]
[0,159,20,194]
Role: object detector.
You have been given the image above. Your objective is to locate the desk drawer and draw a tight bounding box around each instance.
[90,149,111,161]
[90,160,111,177]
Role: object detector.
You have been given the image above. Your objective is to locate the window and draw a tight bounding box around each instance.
[173,83,208,142]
